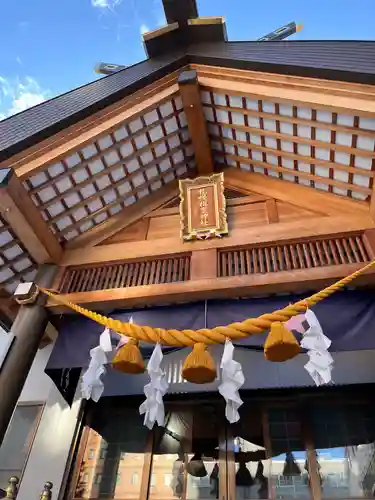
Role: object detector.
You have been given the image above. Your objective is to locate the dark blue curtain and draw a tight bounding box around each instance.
[45,289,375,404]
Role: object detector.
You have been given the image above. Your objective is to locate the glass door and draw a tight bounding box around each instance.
[226,402,314,500]
[68,389,375,500]
[72,405,151,499]
[149,401,227,500]
[226,404,272,500]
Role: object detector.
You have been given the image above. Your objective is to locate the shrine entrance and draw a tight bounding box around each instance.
[69,387,375,500]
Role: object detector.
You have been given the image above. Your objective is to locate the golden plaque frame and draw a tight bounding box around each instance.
[179,172,228,241]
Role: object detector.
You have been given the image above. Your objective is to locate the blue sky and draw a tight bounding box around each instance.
[0,0,374,120]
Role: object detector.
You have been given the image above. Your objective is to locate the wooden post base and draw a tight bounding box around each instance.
[0,265,57,446]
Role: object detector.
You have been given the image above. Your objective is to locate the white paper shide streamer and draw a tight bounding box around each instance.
[301,309,333,386]
[219,340,244,423]
[81,328,112,402]
[139,344,169,430]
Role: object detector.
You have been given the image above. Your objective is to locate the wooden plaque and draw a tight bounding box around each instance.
[179,172,228,241]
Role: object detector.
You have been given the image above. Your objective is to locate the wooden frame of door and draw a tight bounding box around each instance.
[64,389,375,500]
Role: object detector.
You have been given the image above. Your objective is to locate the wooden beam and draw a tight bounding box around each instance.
[363,228,375,258]
[178,70,214,175]
[224,168,369,216]
[206,102,375,140]
[214,120,375,159]
[265,199,278,223]
[199,75,375,117]
[0,169,62,263]
[222,153,372,197]
[142,22,179,40]
[11,85,179,179]
[65,181,180,249]
[190,249,217,280]
[1,70,184,176]
[46,263,375,313]
[217,134,375,175]
[0,290,18,325]
[369,159,375,221]
[1,190,50,263]
[61,213,374,266]
[188,17,225,26]
[193,64,375,102]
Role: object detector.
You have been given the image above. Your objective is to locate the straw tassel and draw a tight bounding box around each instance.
[182,342,217,384]
[264,322,300,362]
[112,338,145,374]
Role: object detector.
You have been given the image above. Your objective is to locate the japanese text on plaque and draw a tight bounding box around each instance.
[198,188,209,226]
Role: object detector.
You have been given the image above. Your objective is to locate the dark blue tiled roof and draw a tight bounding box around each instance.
[188,41,375,82]
[1,41,375,161]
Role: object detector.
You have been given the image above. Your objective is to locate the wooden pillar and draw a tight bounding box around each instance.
[178,69,214,175]
[0,264,57,446]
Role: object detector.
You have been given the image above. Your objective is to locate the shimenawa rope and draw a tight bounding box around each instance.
[39,259,375,347]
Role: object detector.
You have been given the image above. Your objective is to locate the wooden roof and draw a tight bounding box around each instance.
[203,87,375,201]
[0,48,375,297]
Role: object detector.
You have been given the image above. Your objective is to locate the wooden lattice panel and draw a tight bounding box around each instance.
[23,94,195,242]
[202,90,375,201]
[218,234,371,277]
[0,214,37,293]
[59,254,191,293]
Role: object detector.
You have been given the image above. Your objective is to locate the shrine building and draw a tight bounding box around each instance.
[0,2,375,500]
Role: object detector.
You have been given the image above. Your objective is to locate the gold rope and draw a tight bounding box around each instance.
[40,259,375,346]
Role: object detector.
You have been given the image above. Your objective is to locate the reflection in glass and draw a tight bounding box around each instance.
[75,407,148,499]
[150,409,189,500]
[0,404,42,490]
[231,403,271,500]
[186,453,218,500]
[268,408,310,500]
[311,403,375,498]
[149,404,220,500]
[234,441,270,500]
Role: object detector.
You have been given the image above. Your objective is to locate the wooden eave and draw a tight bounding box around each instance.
[1,62,375,315]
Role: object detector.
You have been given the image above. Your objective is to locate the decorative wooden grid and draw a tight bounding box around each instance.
[0,214,37,293]
[201,90,375,201]
[59,254,191,293]
[218,233,371,277]
[23,94,195,242]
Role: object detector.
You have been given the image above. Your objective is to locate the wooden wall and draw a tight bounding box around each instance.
[101,192,322,245]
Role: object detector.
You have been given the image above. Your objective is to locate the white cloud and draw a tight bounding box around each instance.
[91,0,122,9]
[140,23,150,35]
[0,76,50,119]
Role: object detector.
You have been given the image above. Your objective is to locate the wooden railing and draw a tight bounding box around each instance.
[59,254,191,294]
[46,230,375,311]
[57,233,372,294]
[218,234,371,278]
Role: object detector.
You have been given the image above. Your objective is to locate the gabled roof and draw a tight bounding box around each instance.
[0,39,375,298]
[1,41,375,161]
[188,41,375,82]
